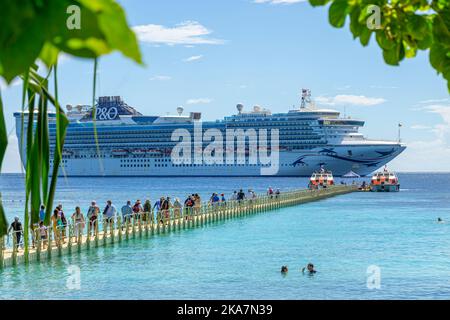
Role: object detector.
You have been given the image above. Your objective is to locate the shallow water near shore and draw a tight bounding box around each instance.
[1,173,450,299]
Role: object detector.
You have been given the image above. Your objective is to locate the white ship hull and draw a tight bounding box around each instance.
[50,144,405,177]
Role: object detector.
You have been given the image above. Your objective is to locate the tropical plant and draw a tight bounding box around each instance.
[0,0,142,260]
[309,0,450,92]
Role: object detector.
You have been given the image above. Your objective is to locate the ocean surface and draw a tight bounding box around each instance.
[0,173,450,300]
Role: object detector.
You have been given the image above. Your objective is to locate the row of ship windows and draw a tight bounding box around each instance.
[56,128,320,137]
[55,144,320,158]
[119,163,295,168]
[58,136,324,144]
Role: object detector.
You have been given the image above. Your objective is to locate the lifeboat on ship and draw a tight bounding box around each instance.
[131,149,147,157]
[370,167,400,192]
[111,149,129,157]
[308,169,334,190]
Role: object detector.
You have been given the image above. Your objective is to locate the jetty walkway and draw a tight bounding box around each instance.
[0,185,357,268]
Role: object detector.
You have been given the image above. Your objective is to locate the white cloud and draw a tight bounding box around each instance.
[149,75,172,81]
[186,98,213,105]
[254,0,306,4]
[315,94,386,107]
[395,102,450,172]
[133,21,225,46]
[183,55,204,62]
[410,124,431,130]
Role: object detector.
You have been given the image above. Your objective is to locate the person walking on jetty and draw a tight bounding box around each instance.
[165,197,173,222]
[121,201,133,229]
[267,187,274,199]
[194,194,202,215]
[87,201,99,236]
[184,195,194,220]
[39,221,48,249]
[173,198,182,218]
[132,199,144,222]
[210,193,220,208]
[220,193,227,207]
[71,207,85,241]
[56,204,68,242]
[51,209,63,245]
[143,199,152,222]
[275,189,281,199]
[8,217,23,250]
[102,200,117,235]
[160,197,170,224]
[237,189,245,204]
[39,205,46,223]
[153,197,162,223]
[246,189,254,205]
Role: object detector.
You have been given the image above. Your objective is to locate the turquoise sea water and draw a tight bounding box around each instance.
[0,173,450,299]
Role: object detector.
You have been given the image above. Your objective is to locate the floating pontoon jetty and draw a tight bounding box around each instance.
[0,185,357,268]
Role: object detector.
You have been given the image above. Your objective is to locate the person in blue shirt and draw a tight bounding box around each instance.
[121,200,133,228]
[210,193,220,207]
[220,194,226,206]
[39,205,46,222]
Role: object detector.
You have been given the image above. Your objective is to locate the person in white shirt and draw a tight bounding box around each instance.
[103,200,117,234]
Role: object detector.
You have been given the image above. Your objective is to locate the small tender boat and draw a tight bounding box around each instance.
[370,168,400,192]
[308,169,334,189]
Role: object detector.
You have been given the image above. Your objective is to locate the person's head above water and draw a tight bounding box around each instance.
[307,263,316,273]
[438,217,443,222]
[281,266,288,273]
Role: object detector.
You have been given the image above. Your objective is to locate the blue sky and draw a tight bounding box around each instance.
[1,0,449,172]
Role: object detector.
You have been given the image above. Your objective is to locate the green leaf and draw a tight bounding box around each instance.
[359,27,373,46]
[0,1,47,83]
[309,0,331,7]
[329,0,350,28]
[430,43,447,72]
[376,30,396,50]
[432,14,450,48]
[39,43,60,69]
[406,14,429,40]
[78,0,143,64]
[383,42,401,66]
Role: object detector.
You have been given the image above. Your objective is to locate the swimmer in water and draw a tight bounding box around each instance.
[302,263,317,274]
[437,217,446,223]
[281,266,288,273]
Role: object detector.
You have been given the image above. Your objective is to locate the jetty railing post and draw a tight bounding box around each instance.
[47,226,53,259]
[77,222,83,251]
[11,231,17,265]
[94,219,99,247]
[144,212,149,236]
[138,212,143,237]
[0,236,4,268]
[67,224,73,254]
[35,228,41,261]
[117,216,122,242]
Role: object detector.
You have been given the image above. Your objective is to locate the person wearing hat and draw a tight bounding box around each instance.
[8,216,23,249]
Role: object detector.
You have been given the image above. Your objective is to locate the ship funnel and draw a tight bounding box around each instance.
[177,106,184,116]
[236,103,244,114]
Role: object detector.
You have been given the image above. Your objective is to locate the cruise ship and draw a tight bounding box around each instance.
[14,90,406,177]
